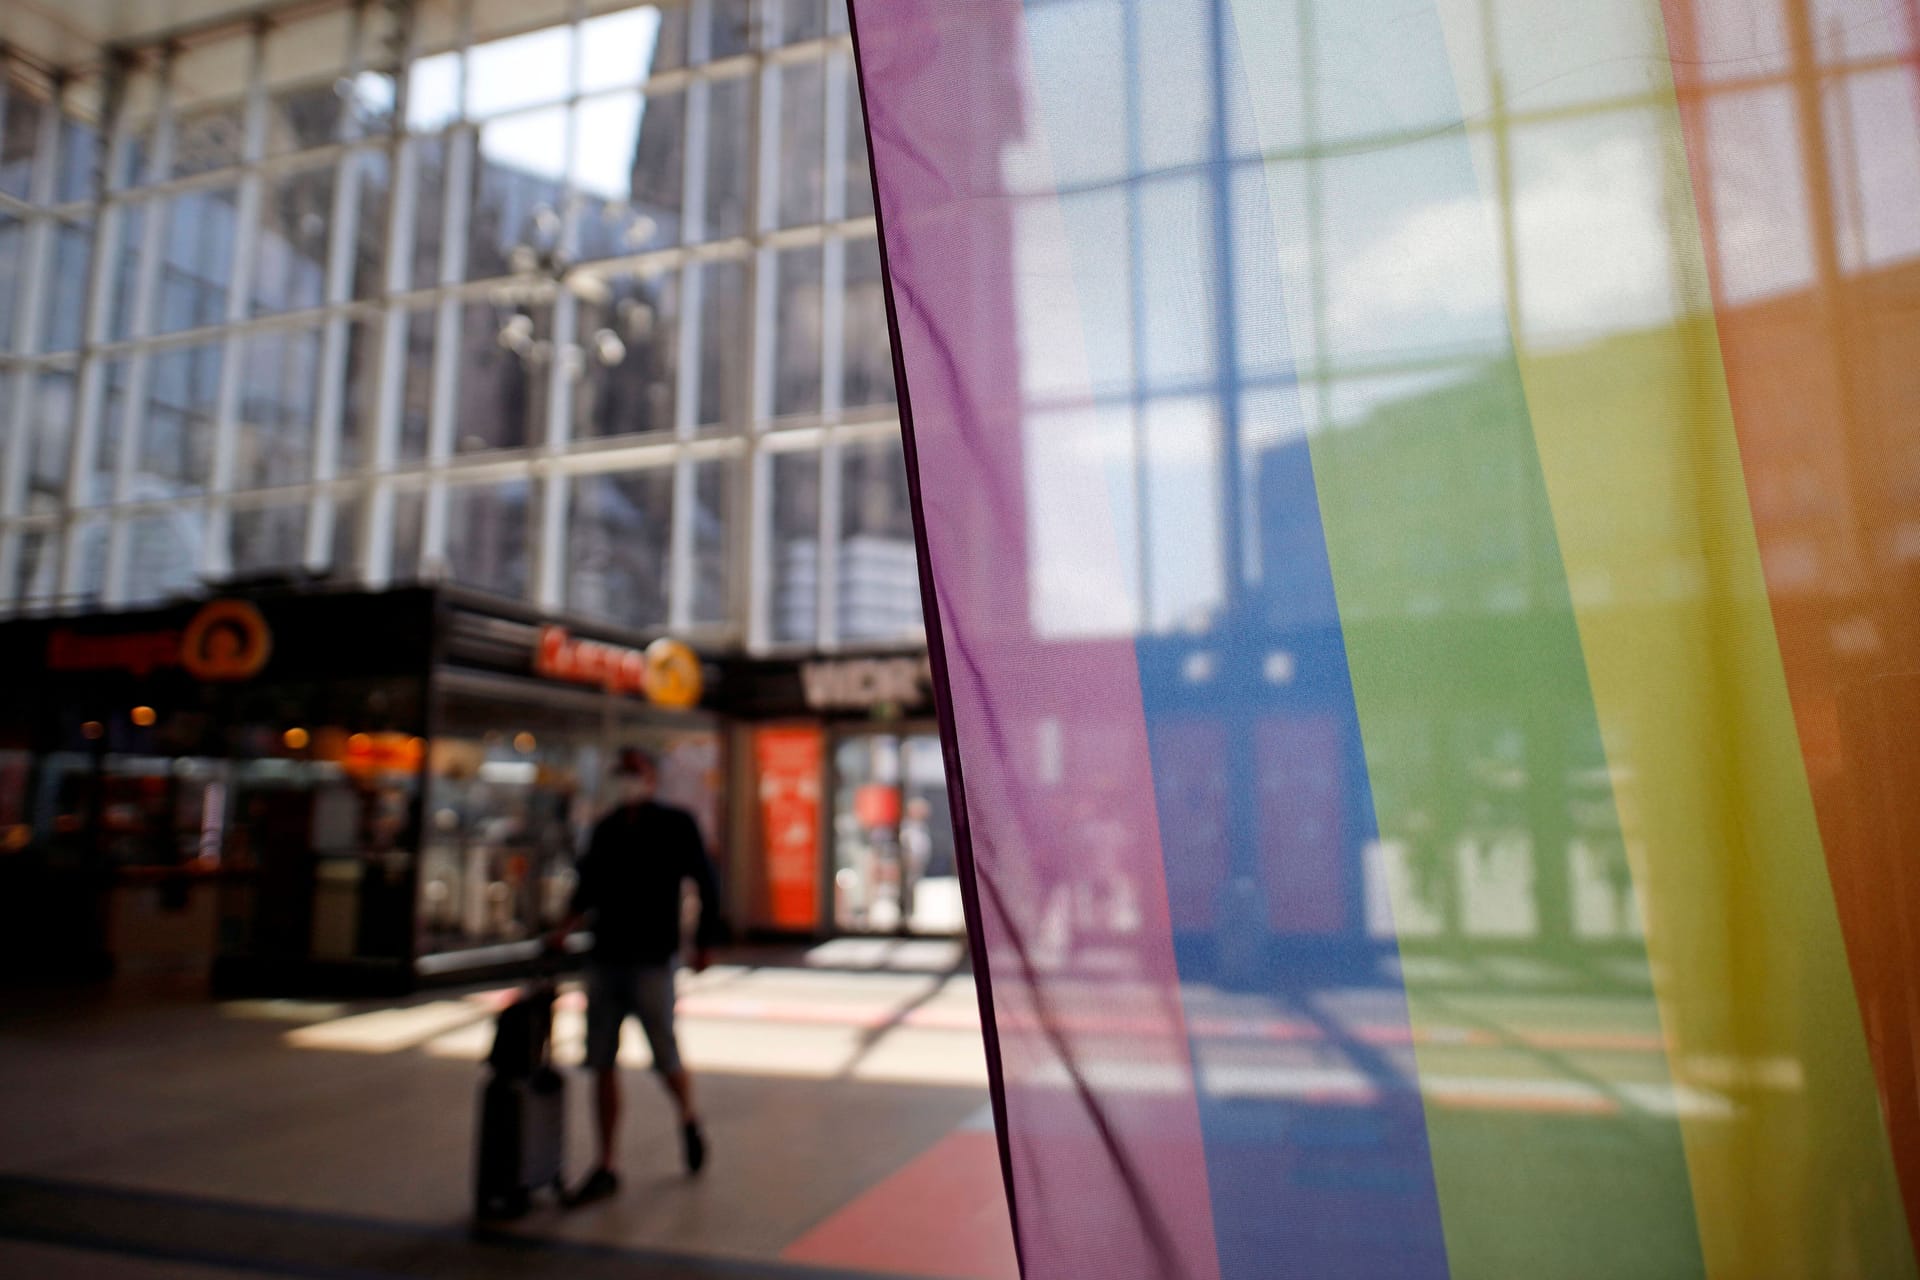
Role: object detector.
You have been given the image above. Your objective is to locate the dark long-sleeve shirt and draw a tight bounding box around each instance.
[568,801,723,965]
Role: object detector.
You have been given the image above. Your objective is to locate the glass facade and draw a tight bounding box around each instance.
[0,0,918,653]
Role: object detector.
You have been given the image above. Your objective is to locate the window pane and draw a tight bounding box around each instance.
[340,320,382,471]
[1,90,43,198]
[844,69,874,219]
[84,359,130,506]
[0,216,21,348]
[171,101,246,178]
[704,75,752,240]
[347,71,398,137]
[231,503,308,575]
[43,218,92,352]
[398,307,436,463]
[777,58,827,228]
[773,247,823,418]
[838,437,920,642]
[254,166,333,315]
[104,201,145,342]
[467,27,573,117]
[842,237,895,409]
[56,114,101,203]
[28,371,74,510]
[580,6,672,92]
[236,326,321,489]
[410,136,450,290]
[691,457,735,625]
[457,300,549,453]
[157,187,238,335]
[12,527,57,608]
[574,90,683,257]
[139,342,224,498]
[709,0,753,61]
[406,53,461,132]
[576,269,679,439]
[124,510,204,604]
[568,468,673,629]
[265,81,344,155]
[770,450,820,643]
[781,0,829,44]
[446,478,531,599]
[328,493,361,581]
[351,147,392,300]
[697,258,749,428]
[388,487,424,581]
[468,108,569,282]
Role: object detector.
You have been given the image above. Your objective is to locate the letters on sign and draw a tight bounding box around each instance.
[799,657,932,712]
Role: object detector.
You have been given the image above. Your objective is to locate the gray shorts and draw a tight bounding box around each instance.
[584,961,681,1075]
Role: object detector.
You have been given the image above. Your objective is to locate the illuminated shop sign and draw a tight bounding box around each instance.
[45,600,273,681]
[800,656,932,712]
[533,626,704,709]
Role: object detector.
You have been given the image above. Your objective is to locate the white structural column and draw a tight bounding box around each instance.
[666,0,716,633]
[419,0,474,582]
[0,80,65,606]
[533,4,584,614]
[743,0,782,648]
[201,22,273,582]
[58,71,128,599]
[102,56,179,605]
[307,2,373,572]
[816,34,852,649]
[360,0,423,586]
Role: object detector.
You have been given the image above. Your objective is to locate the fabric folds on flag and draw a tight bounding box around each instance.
[848,0,1920,1274]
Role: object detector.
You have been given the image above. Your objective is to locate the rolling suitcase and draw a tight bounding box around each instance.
[474,975,566,1220]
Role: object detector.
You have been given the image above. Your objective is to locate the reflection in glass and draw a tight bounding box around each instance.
[230,503,307,576]
[157,187,238,335]
[777,58,827,229]
[576,270,679,439]
[170,102,246,178]
[569,469,673,630]
[842,237,895,408]
[236,327,322,490]
[254,166,333,315]
[579,6,669,92]
[468,109,569,282]
[467,27,573,117]
[691,458,735,625]
[773,248,823,418]
[43,219,92,352]
[454,301,547,453]
[265,82,344,155]
[696,259,749,428]
[574,90,684,257]
[445,478,531,599]
[0,91,42,198]
[770,450,821,643]
[838,439,918,643]
[705,75,753,240]
[141,344,224,499]
[123,510,202,604]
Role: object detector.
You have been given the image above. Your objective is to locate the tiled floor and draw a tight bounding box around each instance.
[0,954,1021,1280]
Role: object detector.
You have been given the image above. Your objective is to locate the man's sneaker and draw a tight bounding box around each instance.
[683,1121,707,1176]
[565,1167,620,1207]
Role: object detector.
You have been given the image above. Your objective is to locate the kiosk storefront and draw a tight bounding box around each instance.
[0,585,952,995]
[0,586,720,993]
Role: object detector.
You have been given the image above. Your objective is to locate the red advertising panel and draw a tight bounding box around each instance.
[756,725,823,930]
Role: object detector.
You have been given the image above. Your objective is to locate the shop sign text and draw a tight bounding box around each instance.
[800,656,931,712]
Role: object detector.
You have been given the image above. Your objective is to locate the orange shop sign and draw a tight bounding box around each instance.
[755,725,823,930]
[46,600,272,681]
[533,627,704,709]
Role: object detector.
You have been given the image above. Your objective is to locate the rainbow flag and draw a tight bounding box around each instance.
[848,0,1920,1275]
